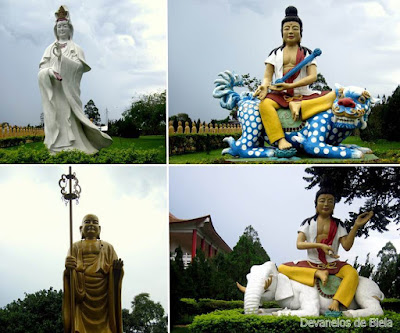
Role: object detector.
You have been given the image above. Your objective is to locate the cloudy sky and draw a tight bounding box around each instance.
[0,0,166,126]
[170,165,400,270]
[0,165,168,313]
[169,0,400,122]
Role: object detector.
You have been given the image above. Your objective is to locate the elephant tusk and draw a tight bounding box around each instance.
[264,276,273,290]
[236,282,246,293]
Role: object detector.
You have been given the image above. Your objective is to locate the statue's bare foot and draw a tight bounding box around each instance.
[289,101,301,121]
[329,300,340,311]
[277,138,292,150]
[315,270,329,286]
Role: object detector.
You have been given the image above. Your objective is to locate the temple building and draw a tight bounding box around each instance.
[170,213,232,266]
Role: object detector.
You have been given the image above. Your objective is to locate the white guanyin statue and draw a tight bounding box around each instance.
[38,5,112,154]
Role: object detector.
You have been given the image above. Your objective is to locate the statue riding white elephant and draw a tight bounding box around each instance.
[239,261,384,317]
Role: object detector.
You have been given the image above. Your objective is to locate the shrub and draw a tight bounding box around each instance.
[169,134,241,155]
[0,135,44,148]
[0,147,161,164]
[382,299,400,313]
[189,309,400,333]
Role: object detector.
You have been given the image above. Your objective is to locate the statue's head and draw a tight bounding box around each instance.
[332,84,378,131]
[315,188,337,216]
[281,6,302,45]
[54,5,74,40]
[80,214,101,240]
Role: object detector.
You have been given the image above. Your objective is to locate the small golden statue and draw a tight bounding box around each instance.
[63,214,123,333]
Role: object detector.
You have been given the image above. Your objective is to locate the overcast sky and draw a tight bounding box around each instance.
[170,165,400,270]
[0,165,168,313]
[0,0,166,126]
[169,0,400,122]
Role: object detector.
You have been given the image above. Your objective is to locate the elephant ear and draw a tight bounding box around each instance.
[275,273,294,301]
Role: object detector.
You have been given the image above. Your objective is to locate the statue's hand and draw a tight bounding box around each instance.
[253,84,268,100]
[355,211,374,228]
[269,83,292,92]
[65,256,77,270]
[320,244,340,259]
[113,258,124,270]
[49,69,62,81]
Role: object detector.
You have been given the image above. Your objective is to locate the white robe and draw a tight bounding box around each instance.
[38,40,112,154]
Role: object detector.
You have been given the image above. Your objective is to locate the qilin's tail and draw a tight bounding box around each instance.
[213,70,243,110]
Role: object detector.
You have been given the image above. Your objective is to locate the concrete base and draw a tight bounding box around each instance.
[226,153,379,163]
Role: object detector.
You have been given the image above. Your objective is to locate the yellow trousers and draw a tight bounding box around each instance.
[259,91,336,144]
[278,263,358,308]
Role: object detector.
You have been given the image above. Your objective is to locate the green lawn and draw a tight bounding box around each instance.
[169,136,400,164]
[1,135,166,164]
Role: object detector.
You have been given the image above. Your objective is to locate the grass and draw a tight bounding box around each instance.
[169,136,400,164]
[3,135,166,163]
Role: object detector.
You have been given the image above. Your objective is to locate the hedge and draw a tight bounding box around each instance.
[189,309,400,333]
[382,299,400,313]
[0,135,44,148]
[169,134,241,155]
[0,147,162,164]
[176,298,280,325]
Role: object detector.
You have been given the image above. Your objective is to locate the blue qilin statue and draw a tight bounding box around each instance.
[213,70,378,159]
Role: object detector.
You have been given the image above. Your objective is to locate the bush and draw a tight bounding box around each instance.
[169,134,241,155]
[0,147,162,164]
[360,104,385,142]
[176,299,247,325]
[382,299,400,313]
[0,135,44,148]
[189,309,400,333]
[108,119,141,138]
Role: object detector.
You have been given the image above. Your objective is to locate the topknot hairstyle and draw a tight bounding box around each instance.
[281,6,303,37]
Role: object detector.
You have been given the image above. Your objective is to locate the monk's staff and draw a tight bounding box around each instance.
[273,48,322,85]
[59,167,81,333]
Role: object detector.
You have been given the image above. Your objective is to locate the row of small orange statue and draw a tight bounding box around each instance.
[0,124,44,139]
[169,120,242,135]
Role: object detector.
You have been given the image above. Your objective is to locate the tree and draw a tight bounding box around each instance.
[123,90,166,135]
[169,225,271,325]
[84,99,101,125]
[309,73,331,92]
[0,288,63,333]
[124,293,167,333]
[373,242,400,298]
[382,85,400,141]
[304,167,400,237]
[241,73,261,92]
[227,226,270,287]
[353,253,374,278]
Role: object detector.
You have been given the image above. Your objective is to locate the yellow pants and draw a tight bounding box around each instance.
[259,91,336,144]
[278,263,359,308]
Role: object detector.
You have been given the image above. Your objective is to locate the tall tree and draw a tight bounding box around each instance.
[304,167,400,237]
[228,226,270,285]
[124,293,167,333]
[84,99,101,125]
[382,85,400,141]
[373,242,400,298]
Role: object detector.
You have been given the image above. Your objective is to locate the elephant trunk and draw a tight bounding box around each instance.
[244,271,266,314]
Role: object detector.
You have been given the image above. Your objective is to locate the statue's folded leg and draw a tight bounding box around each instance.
[333,265,359,308]
[278,264,317,287]
[300,91,336,120]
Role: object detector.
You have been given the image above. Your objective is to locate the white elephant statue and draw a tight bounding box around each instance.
[240,261,384,317]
